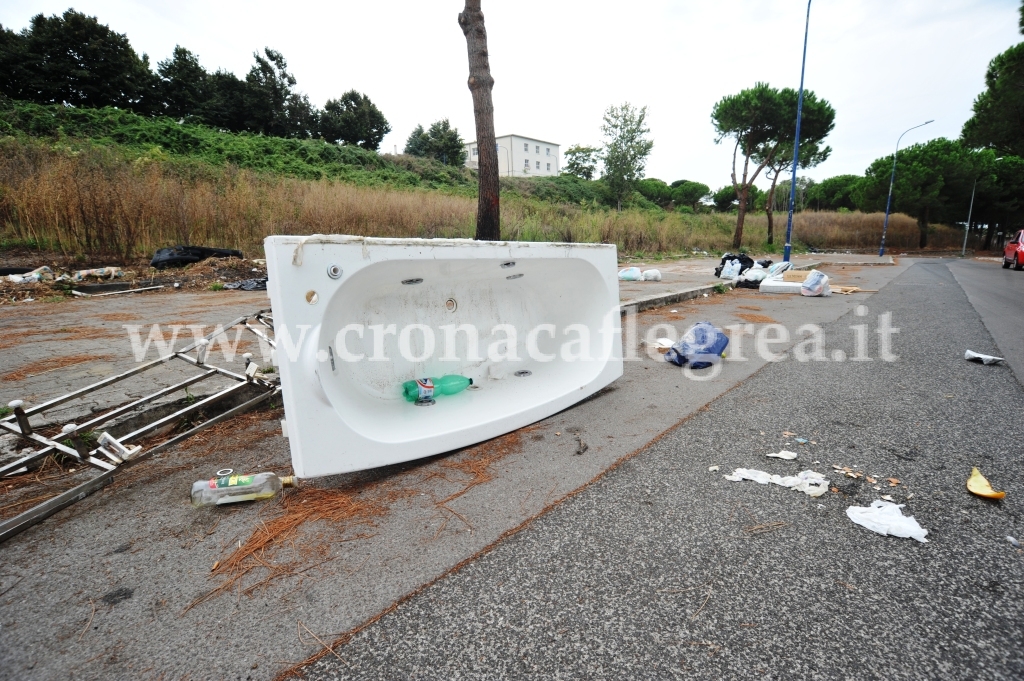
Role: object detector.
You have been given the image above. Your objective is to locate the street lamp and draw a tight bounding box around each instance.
[496,144,511,176]
[878,119,934,257]
[961,157,1003,257]
[783,0,812,264]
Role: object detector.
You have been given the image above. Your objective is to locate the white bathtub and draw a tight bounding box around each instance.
[264,235,622,477]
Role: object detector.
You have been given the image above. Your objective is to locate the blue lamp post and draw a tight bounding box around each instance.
[878,120,933,257]
[782,0,813,264]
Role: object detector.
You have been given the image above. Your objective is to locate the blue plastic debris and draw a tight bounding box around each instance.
[665,321,729,370]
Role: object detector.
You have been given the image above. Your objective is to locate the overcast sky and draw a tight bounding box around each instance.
[2,1,1020,190]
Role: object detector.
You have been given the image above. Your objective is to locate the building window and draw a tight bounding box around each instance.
[536,160,540,169]
[535,145,540,154]
[472,147,478,156]
[546,147,550,156]
[546,163,551,171]
[524,159,529,169]
[523,143,529,152]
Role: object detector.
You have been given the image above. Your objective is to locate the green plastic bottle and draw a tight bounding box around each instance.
[402,375,473,402]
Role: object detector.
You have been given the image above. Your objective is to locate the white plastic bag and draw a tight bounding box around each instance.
[618,267,642,281]
[740,268,767,283]
[641,269,662,281]
[720,259,741,279]
[846,500,928,542]
[800,270,831,297]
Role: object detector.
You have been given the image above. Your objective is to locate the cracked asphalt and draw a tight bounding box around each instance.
[305,260,1024,680]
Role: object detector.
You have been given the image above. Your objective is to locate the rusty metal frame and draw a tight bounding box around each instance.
[0,309,279,544]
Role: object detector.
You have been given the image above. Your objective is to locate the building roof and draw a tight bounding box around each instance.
[465,134,560,147]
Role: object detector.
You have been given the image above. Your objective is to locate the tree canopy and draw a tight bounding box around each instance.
[563,144,599,180]
[962,43,1024,157]
[711,82,835,247]
[0,9,389,144]
[319,90,391,150]
[600,103,654,210]
[403,119,466,166]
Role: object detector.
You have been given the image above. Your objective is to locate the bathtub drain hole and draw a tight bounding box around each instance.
[327,264,342,279]
[402,278,423,285]
[514,370,532,377]
[445,298,457,312]
[414,398,436,406]
[501,261,516,268]
[305,290,319,305]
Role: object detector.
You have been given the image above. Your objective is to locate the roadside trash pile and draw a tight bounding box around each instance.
[151,245,244,269]
[714,431,1011,544]
[618,267,662,281]
[710,253,861,297]
[5,265,125,284]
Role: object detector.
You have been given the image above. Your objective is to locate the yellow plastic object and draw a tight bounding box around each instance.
[967,467,1006,499]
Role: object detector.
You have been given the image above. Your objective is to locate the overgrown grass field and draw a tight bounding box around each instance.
[0,101,966,260]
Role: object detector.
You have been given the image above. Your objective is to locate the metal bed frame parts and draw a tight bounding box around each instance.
[0,309,279,544]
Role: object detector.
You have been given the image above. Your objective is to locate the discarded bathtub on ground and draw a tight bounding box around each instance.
[264,235,623,477]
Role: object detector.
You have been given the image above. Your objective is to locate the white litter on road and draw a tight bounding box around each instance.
[723,468,829,497]
[767,450,798,460]
[845,500,929,543]
[965,350,1005,365]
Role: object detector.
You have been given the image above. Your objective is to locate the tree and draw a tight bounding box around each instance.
[806,175,861,211]
[319,90,391,149]
[403,120,467,165]
[855,138,977,248]
[601,103,654,210]
[563,144,599,180]
[459,0,500,241]
[0,10,156,110]
[713,185,762,213]
[198,69,248,132]
[404,124,429,156]
[711,83,834,248]
[636,178,672,206]
[156,46,208,119]
[670,181,711,212]
[243,48,297,137]
[757,140,830,243]
[962,43,1024,157]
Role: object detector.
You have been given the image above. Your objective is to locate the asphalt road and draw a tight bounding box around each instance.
[305,259,1024,680]
[948,258,1024,386]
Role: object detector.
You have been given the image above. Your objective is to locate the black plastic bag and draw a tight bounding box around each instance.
[713,252,755,278]
[223,278,268,291]
[151,246,244,269]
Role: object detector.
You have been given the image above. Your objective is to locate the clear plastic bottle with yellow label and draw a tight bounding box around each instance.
[190,472,295,507]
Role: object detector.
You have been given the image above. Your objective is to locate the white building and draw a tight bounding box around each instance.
[464,134,560,178]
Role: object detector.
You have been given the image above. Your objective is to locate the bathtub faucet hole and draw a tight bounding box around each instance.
[445,298,457,312]
[414,398,436,406]
[305,290,319,305]
[402,278,424,285]
[500,261,516,269]
[514,370,532,377]
[506,274,524,280]
[327,264,343,279]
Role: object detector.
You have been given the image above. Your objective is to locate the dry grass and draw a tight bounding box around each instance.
[0,141,966,258]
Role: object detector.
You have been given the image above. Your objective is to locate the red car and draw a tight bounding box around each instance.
[1005,230,1024,270]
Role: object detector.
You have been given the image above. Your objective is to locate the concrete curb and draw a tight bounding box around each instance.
[619,261,821,314]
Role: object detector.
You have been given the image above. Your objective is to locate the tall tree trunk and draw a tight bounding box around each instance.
[765,172,780,245]
[734,184,750,250]
[459,1,500,241]
[917,206,929,249]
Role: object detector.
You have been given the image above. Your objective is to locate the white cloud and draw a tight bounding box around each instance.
[2,0,1019,189]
